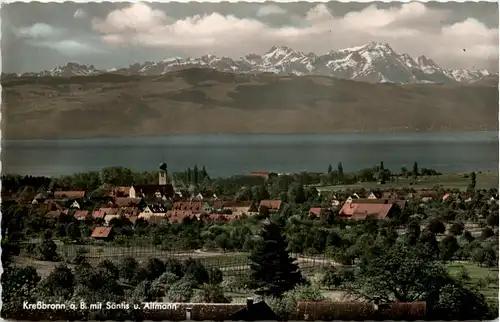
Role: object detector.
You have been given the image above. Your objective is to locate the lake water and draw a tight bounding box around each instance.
[2,132,498,178]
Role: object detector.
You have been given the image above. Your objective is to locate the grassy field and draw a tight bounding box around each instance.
[447,261,499,304]
[315,172,499,191]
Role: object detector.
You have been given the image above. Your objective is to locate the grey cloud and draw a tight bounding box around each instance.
[17,23,63,39]
[256,4,287,17]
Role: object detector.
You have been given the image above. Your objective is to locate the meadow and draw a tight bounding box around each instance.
[315,172,499,191]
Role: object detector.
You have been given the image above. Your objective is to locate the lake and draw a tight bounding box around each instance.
[2,132,498,178]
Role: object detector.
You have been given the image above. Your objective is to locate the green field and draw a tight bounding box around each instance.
[447,261,499,303]
[315,172,498,192]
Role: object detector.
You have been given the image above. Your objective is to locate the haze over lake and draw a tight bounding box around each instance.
[2,132,498,178]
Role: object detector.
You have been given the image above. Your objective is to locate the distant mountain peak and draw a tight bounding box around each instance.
[13,41,494,85]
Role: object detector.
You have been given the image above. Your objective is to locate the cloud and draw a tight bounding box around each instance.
[92,2,498,69]
[74,8,87,19]
[17,23,62,39]
[28,39,105,56]
[256,4,287,17]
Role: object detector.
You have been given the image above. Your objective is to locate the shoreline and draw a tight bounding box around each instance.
[3,129,499,142]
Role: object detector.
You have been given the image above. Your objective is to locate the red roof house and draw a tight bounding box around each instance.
[338,202,394,220]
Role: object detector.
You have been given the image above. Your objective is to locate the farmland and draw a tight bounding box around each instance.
[314,172,499,191]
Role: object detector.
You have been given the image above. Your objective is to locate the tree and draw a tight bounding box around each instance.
[287,183,306,204]
[327,164,333,174]
[191,283,231,303]
[439,235,459,262]
[449,222,465,236]
[193,165,199,185]
[145,258,166,281]
[406,220,421,245]
[38,264,75,300]
[470,172,477,190]
[165,279,194,302]
[337,162,344,177]
[37,237,58,261]
[413,162,419,179]
[74,247,89,265]
[254,184,270,203]
[248,219,305,297]
[427,218,446,235]
[344,242,444,302]
[2,266,41,313]
[187,168,192,183]
[481,227,495,239]
[119,257,139,282]
[486,214,498,227]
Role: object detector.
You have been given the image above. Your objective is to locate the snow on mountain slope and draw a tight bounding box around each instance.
[16,42,495,84]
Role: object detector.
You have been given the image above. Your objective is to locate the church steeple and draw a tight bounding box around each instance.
[159,162,169,185]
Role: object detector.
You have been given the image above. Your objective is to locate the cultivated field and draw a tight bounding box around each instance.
[447,262,499,304]
[315,172,499,191]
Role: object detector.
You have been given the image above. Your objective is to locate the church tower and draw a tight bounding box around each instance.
[159,162,169,186]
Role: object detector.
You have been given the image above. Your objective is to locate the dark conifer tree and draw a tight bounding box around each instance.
[248,219,305,297]
[327,164,333,174]
[193,165,199,185]
[337,162,344,176]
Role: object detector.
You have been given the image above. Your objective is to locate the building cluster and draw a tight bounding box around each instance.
[6,163,497,241]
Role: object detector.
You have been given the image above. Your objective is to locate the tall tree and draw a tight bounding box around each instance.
[201,166,209,181]
[470,172,477,190]
[193,165,199,185]
[249,219,305,297]
[187,168,193,184]
[412,162,419,179]
[337,162,344,177]
[327,164,333,174]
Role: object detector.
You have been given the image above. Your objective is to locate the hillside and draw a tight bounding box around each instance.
[2,68,498,140]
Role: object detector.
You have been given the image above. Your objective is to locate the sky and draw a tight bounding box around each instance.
[1,1,498,73]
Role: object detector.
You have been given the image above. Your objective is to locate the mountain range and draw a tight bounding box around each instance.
[11,42,495,85]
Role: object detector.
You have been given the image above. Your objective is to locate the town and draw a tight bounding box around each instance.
[2,162,498,320]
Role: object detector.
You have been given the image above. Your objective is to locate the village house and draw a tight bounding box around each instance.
[259,200,282,213]
[202,213,237,222]
[171,201,210,215]
[43,199,64,211]
[345,193,362,204]
[44,210,63,221]
[129,184,175,199]
[382,191,406,200]
[249,171,271,180]
[309,207,330,218]
[338,202,395,221]
[351,198,406,211]
[92,210,107,220]
[109,186,130,197]
[104,214,121,226]
[53,190,86,200]
[212,200,257,216]
[112,197,145,209]
[73,210,89,221]
[91,226,114,241]
[139,204,168,221]
[31,192,49,205]
[168,212,197,223]
[119,206,141,217]
[70,199,82,209]
[367,191,383,199]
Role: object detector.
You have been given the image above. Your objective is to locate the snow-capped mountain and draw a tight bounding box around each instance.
[14,42,495,84]
[20,62,101,77]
